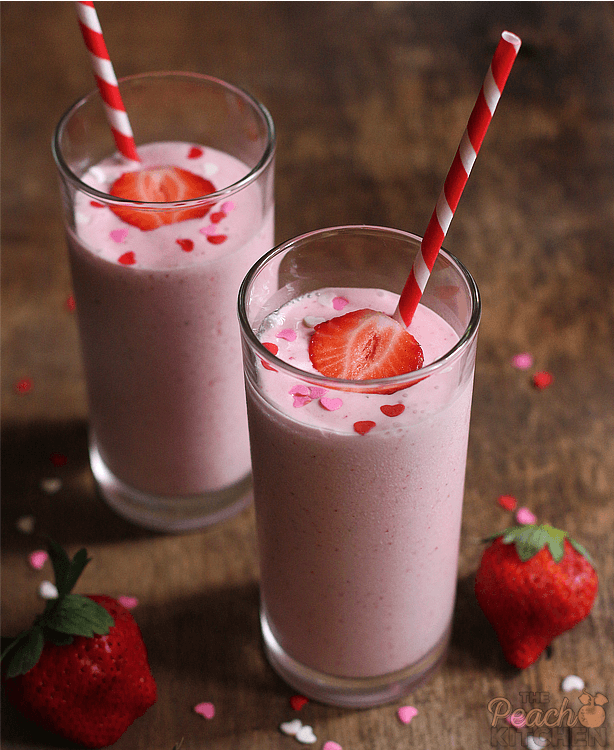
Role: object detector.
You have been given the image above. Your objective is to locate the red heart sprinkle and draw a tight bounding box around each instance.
[261,342,279,372]
[176,238,194,252]
[118,251,136,265]
[65,295,76,312]
[353,421,376,435]
[210,211,226,223]
[90,201,105,208]
[532,371,553,389]
[50,453,68,467]
[380,404,405,417]
[497,494,517,511]
[14,377,33,395]
[188,146,204,159]
[207,234,227,245]
[290,695,308,711]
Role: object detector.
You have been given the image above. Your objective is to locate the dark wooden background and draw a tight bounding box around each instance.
[2,3,613,748]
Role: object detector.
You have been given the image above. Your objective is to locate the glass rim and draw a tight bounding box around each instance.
[238,224,481,390]
[51,70,276,208]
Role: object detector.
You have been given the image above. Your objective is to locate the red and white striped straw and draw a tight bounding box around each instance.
[74,1,140,162]
[395,30,521,328]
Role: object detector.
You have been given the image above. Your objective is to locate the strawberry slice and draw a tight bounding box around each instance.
[109,166,215,231]
[309,309,424,388]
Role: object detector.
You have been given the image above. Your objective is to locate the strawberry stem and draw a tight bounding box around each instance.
[486,524,595,565]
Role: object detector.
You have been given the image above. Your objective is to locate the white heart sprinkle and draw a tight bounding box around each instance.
[16,515,35,534]
[75,211,92,225]
[38,581,59,600]
[40,477,62,494]
[561,675,585,692]
[296,725,317,744]
[303,315,326,328]
[317,291,337,307]
[280,719,303,736]
[203,162,219,177]
[526,737,548,750]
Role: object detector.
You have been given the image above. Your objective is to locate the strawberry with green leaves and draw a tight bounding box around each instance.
[2,541,156,748]
[475,524,598,669]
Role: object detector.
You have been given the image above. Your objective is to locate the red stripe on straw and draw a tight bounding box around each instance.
[395,31,521,328]
[74,1,140,162]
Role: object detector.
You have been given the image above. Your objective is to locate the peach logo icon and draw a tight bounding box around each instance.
[577,690,608,728]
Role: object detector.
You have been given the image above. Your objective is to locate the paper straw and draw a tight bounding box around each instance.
[74,1,140,162]
[395,31,521,328]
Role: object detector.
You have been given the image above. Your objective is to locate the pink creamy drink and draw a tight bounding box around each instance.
[248,288,472,677]
[67,141,274,498]
[239,225,480,706]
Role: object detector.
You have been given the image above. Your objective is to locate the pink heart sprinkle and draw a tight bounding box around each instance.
[308,386,326,399]
[397,705,418,724]
[511,352,534,370]
[332,296,349,311]
[507,712,527,728]
[293,395,312,408]
[194,702,215,720]
[110,228,128,243]
[323,743,343,750]
[277,328,297,342]
[289,385,310,396]
[221,201,235,213]
[516,507,537,525]
[320,397,343,411]
[200,224,217,236]
[28,550,48,570]
[118,595,139,609]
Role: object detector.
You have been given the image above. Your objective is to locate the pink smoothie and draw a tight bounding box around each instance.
[67,141,274,496]
[246,288,474,678]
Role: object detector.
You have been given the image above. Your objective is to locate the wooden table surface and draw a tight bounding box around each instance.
[2,3,613,748]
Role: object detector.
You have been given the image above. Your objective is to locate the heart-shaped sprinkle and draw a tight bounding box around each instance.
[303,315,326,328]
[354,420,376,435]
[511,352,533,370]
[290,385,310,396]
[118,251,136,265]
[290,695,308,711]
[194,702,215,719]
[65,295,76,312]
[75,211,91,225]
[210,211,226,224]
[532,371,553,389]
[40,477,62,494]
[176,239,194,252]
[323,743,343,750]
[320,397,343,411]
[380,404,405,417]
[318,291,337,307]
[507,711,527,728]
[526,736,548,750]
[497,494,517,511]
[50,453,68,467]
[332,296,349,311]
[221,200,235,213]
[207,234,227,245]
[38,581,59,600]
[397,705,418,724]
[90,200,106,208]
[203,162,219,177]
[277,328,297,342]
[561,675,585,692]
[261,342,278,372]
[188,146,204,159]
[293,395,312,408]
[200,224,217,236]
[14,377,33,395]
[16,515,35,534]
[516,507,537,525]
[280,719,302,736]
[110,228,128,244]
[308,386,326,399]
[118,595,139,609]
[296,725,317,744]
[28,550,48,570]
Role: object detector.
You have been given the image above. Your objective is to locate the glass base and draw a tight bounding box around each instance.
[261,607,449,708]
[89,440,252,533]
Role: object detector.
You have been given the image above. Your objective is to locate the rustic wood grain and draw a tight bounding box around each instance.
[2,3,613,748]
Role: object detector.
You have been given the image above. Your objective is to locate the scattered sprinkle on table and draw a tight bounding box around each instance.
[290,694,308,711]
[516,507,537,525]
[13,377,33,395]
[397,705,418,724]
[561,675,585,692]
[193,701,215,719]
[16,515,35,534]
[28,550,49,570]
[118,595,139,610]
[498,495,518,511]
[38,580,59,600]
[40,477,63,494]
[511,353,533,370]
[532,371,554,389]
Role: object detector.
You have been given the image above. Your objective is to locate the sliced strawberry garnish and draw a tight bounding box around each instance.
[109,166,215,231]
[308,309,424,387]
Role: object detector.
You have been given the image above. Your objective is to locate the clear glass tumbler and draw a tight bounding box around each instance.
[239,225,480,707]
[53,72,275,531]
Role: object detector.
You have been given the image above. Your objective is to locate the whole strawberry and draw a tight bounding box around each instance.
[475,524,598,668]
[2,541,156,747]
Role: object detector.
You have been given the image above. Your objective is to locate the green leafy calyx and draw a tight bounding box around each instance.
[486,524,594,565]
[1,540,114,678]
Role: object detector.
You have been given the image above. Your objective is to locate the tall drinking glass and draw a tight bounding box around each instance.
[53,72,275,531]
[239,226,480,707]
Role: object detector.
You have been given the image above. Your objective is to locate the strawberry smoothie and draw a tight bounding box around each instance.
[66,141,273,514]
[239,226,480,706]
